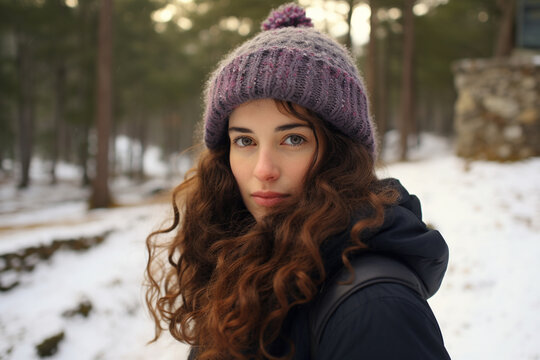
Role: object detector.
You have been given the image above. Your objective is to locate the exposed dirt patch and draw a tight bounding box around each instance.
[0,231,111,292]
[35,331,64,358]
[62,299,93,318]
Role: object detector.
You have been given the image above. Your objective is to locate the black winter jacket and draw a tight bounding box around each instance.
[269,179,451,359]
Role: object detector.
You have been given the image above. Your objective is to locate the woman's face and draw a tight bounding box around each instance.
[228,99,317,221]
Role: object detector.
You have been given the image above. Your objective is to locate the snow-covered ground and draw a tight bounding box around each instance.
[1,134,539,359]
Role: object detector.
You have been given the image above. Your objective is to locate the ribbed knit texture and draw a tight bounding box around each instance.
[203,3,375,157]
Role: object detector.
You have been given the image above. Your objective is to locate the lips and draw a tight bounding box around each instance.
[251,191,289,207]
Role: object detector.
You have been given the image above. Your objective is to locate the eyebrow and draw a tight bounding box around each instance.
[275,123,311,132]
[228,123,311,133]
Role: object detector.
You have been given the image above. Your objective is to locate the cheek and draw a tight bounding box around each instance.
[229,154,248,192]
[287,155,313,190]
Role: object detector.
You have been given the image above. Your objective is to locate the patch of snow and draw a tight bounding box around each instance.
[144,147,168,178]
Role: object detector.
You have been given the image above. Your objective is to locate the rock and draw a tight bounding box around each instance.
[517,109,539,125]
[454,74,464,89]
[497,144,512,159]
[519,147,534,158]
[482,96,520,119]
[522,91,539,107]
[522,76,536,90]
[503,125,523,142]
[485,123,500,142]
[455,91,476,115]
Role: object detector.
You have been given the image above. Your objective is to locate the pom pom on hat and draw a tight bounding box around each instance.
[261,3,313,31]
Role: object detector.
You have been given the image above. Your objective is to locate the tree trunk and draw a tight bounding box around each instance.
[495,0,516,57]
[399,0,415,161]
[127,128,134,177]
[366,0,377,99]
[345,0,355,49]
[79,123,90,187]
[15,34,35,189]
[90,0,113,208]
[50,62,66,185]
[366,0,383,155]
[109,118,117,178]
[76,0,93,187]
[376,22,388,156]
[137,116,147,181]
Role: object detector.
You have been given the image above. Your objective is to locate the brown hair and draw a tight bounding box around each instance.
[145,101,398,359]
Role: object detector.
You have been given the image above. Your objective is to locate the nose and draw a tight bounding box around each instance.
[253,148,280,182]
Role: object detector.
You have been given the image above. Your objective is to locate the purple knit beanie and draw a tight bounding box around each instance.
[203,3,375,157]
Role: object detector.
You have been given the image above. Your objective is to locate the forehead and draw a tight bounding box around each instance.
[229,99,310,129]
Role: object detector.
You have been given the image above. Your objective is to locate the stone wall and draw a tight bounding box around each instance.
[453,56,540,161]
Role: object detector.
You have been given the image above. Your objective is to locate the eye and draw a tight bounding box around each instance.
[233,136,254,147]
[283,134,305,146]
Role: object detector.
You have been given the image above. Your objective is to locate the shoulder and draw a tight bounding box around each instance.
[318,282,450,359]
[328,281,436,326]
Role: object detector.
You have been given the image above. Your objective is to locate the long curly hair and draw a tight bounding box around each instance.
[145,100,398,360]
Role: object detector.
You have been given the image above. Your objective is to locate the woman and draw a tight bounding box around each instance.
[146,3,450,359]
